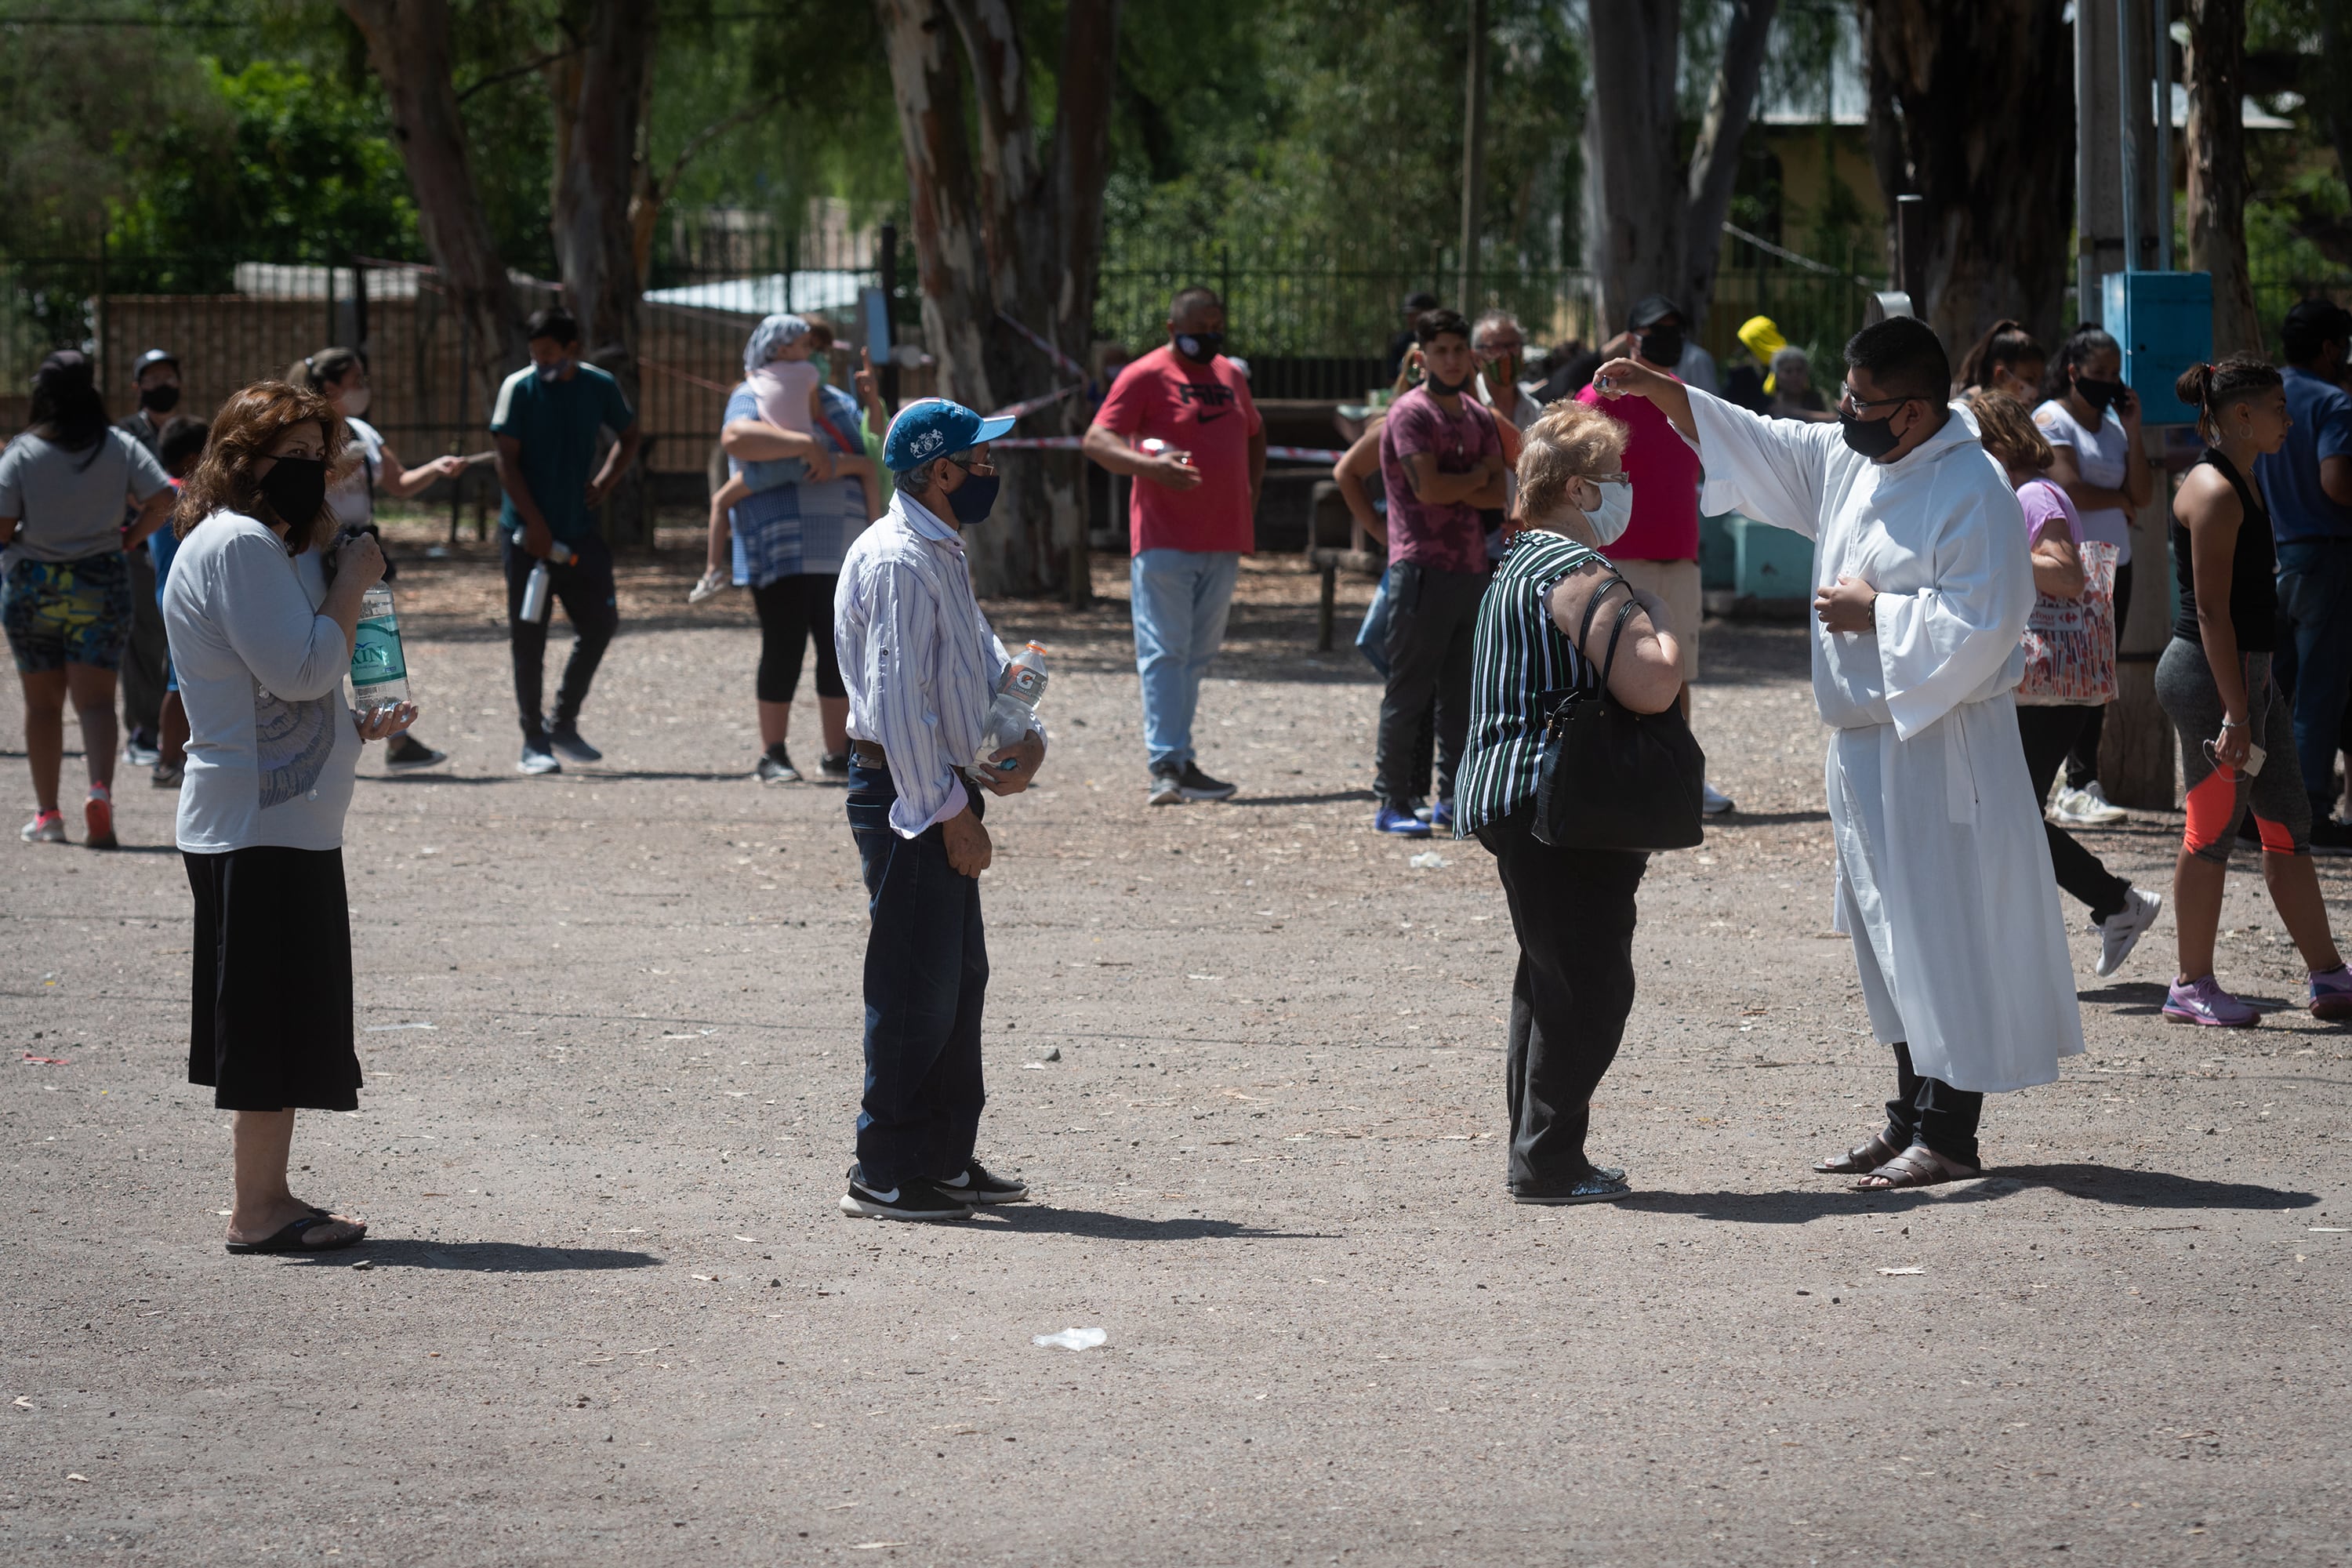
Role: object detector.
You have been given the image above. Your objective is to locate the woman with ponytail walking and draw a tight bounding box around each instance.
[2155,358,2352,1026]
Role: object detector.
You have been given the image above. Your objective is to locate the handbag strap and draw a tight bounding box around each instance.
[1572,570,1633,684]
[1596,592,1643,690]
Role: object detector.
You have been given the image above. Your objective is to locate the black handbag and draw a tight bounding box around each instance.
[1531,577,1707,851]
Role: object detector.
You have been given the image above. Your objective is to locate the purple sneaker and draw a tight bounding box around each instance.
[2310,964,2352,1022]
[2164,975,2260,1029]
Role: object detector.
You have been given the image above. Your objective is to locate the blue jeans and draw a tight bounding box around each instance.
[846,761,988,1188]
[1130,548,1240,772]
[2275,539,2352,806]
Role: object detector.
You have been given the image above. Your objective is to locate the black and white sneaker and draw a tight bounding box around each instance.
[819,750,851,780]
[518,738,562,775]
[385,734,449,773]
[1147,768,1185,807]
[838,1166,975,1221]
[935,1161,1027,1205]
[1178,761,1237,801]
[757,749,801,784]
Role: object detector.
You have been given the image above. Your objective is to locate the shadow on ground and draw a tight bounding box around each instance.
[1618,1162,2316,1224]
[978,1206,1337,1242]
[285,1240,663,1272]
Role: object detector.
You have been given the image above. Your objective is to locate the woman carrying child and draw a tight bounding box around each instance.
[712,315,884,783]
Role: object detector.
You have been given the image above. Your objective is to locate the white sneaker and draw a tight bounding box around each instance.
[1701,781,1734,817]
[2051,782,2127,826]
[688,567,729,604]
[2094,887,2162,978]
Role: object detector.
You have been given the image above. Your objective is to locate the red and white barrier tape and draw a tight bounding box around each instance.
[989,435,1343,463]
[996,311,1087,380]
[983,382,1083,421]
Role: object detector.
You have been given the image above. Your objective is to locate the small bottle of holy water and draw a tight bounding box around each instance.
[350,583,409,716]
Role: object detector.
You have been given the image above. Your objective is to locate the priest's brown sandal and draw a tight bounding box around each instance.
[1813,1131,1901,1175]
[1850,1143,1980,1192]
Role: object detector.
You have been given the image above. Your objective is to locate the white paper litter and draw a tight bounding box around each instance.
[1877,1266,1925,1276]
[1032,1327,1107,1351]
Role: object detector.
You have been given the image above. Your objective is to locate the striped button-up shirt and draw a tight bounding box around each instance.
[833,489,1029,838]
[1453,529,1602,839]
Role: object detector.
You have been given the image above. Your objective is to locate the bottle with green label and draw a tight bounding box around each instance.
[350,583,408,716]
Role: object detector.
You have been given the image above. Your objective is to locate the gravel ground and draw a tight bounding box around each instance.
[2,526,2347,1566]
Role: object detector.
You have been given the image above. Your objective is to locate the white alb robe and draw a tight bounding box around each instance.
[1686,389,2085,1093]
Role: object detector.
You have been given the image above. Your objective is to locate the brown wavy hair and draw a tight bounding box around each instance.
[1962,387,2055,472]
[173,381,350,550]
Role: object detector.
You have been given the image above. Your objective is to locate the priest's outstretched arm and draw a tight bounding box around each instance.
[1593,357,1840,540]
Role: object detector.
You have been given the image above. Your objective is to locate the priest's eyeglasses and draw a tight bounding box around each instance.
[1836,384,1921,418]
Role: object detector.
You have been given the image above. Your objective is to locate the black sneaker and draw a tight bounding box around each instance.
[757,749,801,785]
[819,750,851,780]
[1177,761,1237,801]
[838,1166,975,1221]
[518,737,562,775]
[935,1161,1027,1205]
[2310,816,2352,856]
[548,726,603,764]
[1147,768,1184,807]
[385,733,448,773]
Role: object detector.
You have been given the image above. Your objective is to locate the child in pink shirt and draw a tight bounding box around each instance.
[695,315,881,602]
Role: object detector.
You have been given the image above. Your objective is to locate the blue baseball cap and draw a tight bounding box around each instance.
[882,397,1015,473]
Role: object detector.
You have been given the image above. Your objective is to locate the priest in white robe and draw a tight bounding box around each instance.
[1595,315,2084,1189]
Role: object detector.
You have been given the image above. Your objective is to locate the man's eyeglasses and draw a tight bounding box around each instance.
[1475,341,1523,359]
[1836,384,1920,418]
[946,452,997,477]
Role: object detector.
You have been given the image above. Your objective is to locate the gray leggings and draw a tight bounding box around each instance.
[2154,638,2310,863]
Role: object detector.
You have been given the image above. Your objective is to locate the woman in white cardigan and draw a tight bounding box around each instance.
[162,381,418,1254]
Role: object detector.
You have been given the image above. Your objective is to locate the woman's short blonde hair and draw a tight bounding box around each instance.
[1962,387,2054,473]
[1515,401,1629,524]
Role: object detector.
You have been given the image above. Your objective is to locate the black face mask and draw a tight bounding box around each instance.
[2074,375,2125,414]
[1838,405,1907,460]
[1174,331,1225,364]
[1639,326,1684,367]
[139,383,180,413]
[257,456,328,535]
[1425,368,1471,397]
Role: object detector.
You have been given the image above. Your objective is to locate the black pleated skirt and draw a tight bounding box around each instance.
[183,847,361,1112]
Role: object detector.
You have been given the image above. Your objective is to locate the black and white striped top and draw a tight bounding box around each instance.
[1452,529,1604,839]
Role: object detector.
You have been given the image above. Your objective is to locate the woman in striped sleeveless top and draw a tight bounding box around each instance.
[1454,403,1685,1204]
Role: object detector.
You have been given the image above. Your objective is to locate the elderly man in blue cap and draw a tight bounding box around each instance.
[832,397,1048,1221]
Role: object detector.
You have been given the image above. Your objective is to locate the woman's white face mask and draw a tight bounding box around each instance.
[1582,476,1633,547]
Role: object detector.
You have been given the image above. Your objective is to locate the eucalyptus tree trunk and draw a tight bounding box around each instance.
[2185,0,2264,356]
[1859,0,2076,353]
[876,0,1120,597]
[546,0,660,545]
[1679,0,1779,336]
[1584,0,1778,338]
[338,0,525,394]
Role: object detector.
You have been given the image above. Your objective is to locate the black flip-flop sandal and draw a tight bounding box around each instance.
[225,1214,365,1254]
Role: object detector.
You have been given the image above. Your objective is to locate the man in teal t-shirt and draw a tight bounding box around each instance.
[489,307,642,775]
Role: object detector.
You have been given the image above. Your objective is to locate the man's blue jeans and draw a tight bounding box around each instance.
[1130,548,1240,773]
[847,761,987,1189]
[2275,539,2352,807]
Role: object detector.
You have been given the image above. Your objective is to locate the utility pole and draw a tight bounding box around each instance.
[2078,0,2176,811]
[1457,0,1487,310]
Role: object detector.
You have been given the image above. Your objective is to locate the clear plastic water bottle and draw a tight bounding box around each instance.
[350,583,409,717]
[975,642,1048,769]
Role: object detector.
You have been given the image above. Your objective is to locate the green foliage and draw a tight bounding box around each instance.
[1096,0,1586,354]
[111,56,419,288]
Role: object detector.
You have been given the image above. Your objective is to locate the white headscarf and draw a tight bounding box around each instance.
[742,314,810,378]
